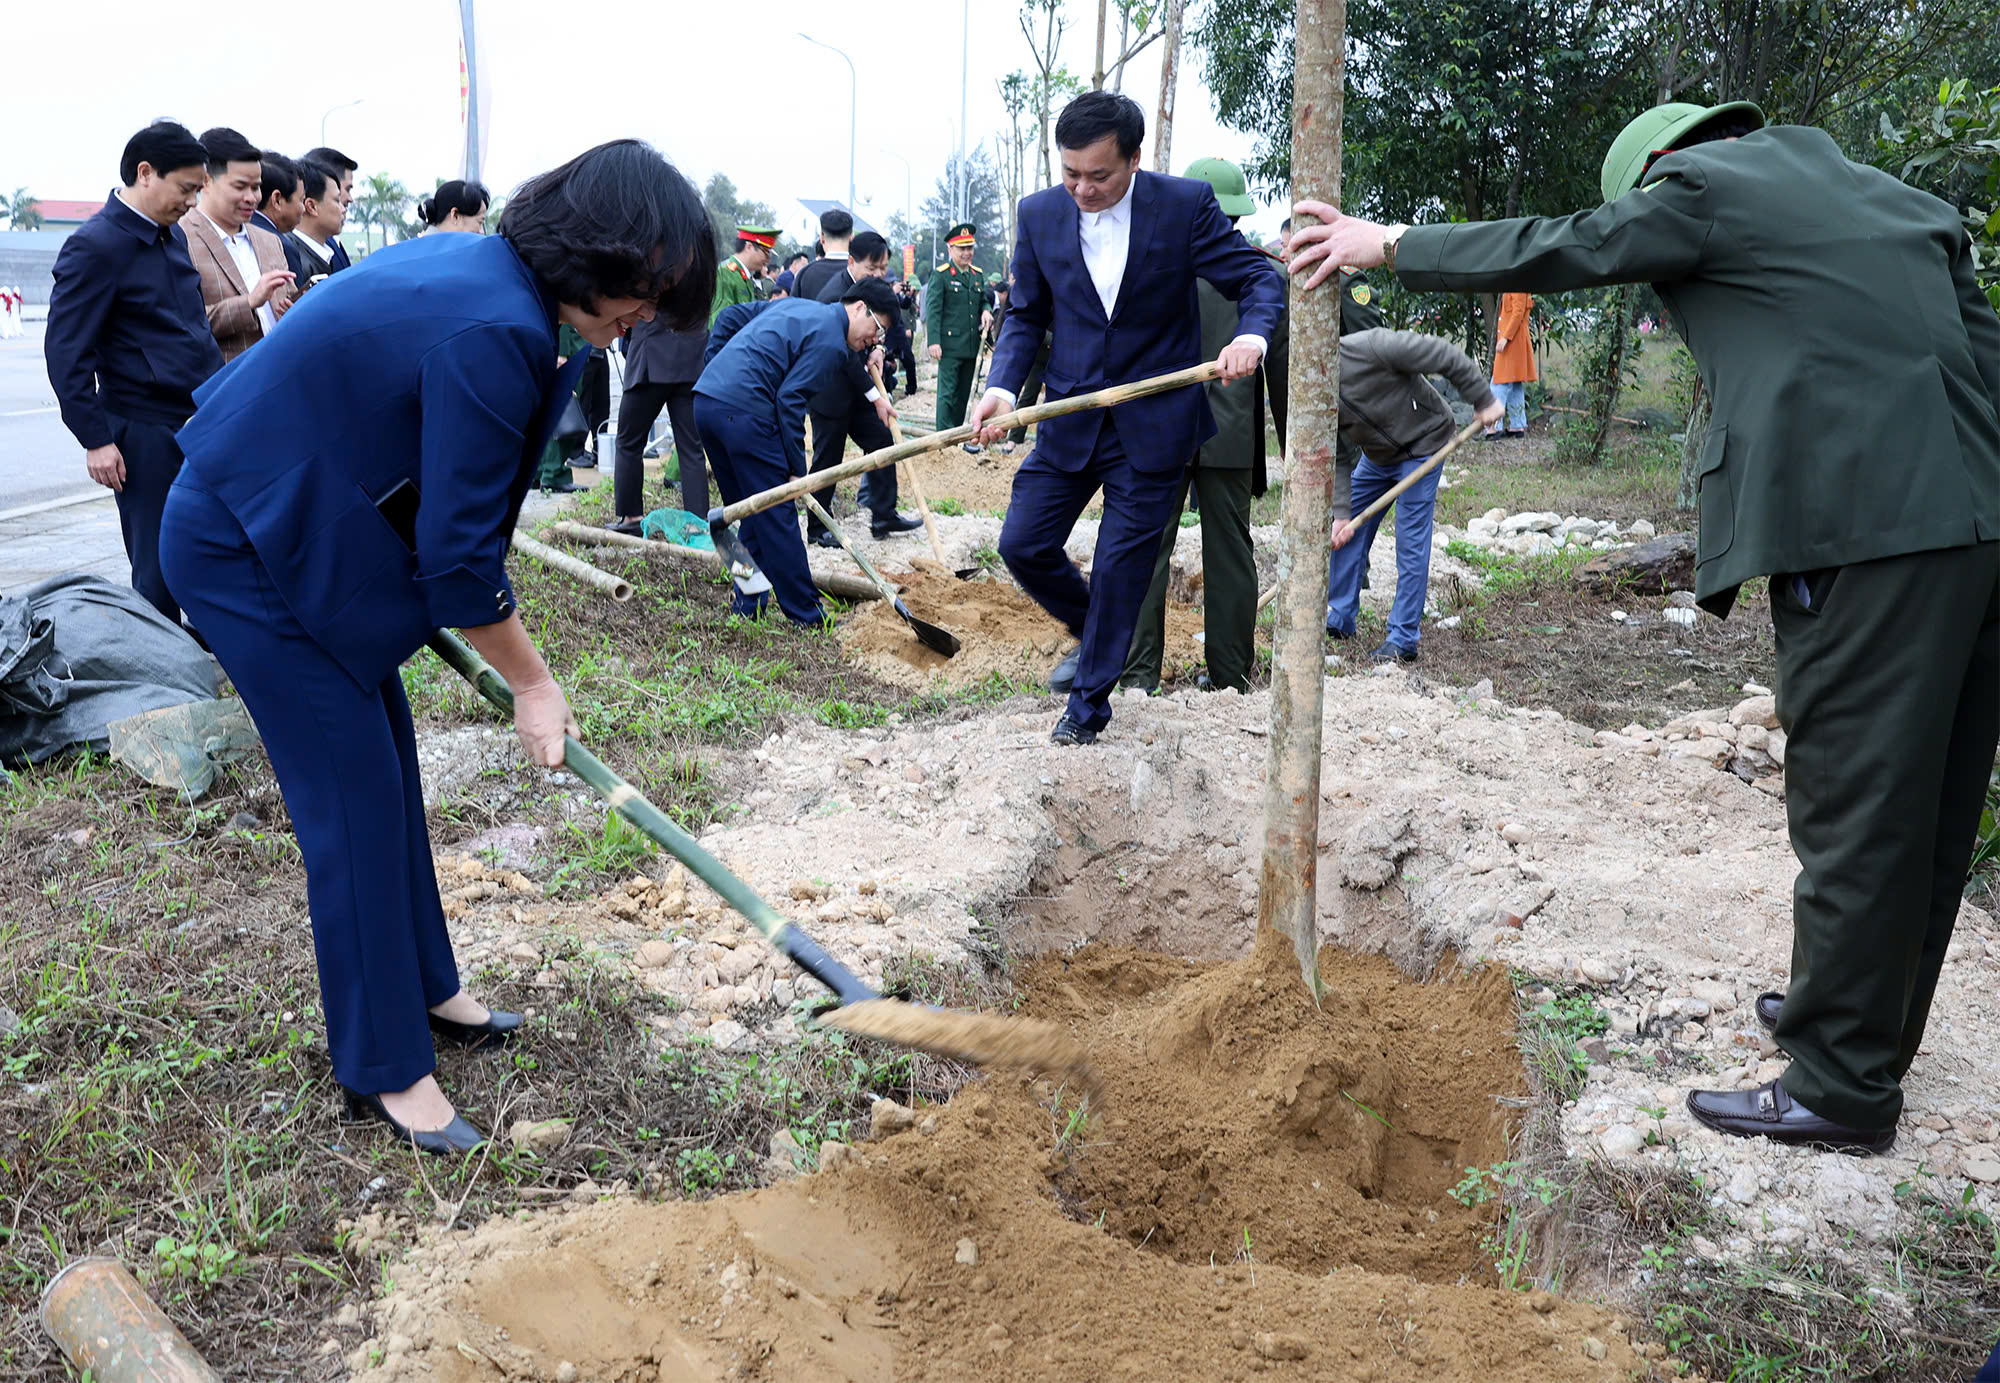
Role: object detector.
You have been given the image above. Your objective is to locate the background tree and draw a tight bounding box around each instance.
[1876,78,2000,309]
[700,173,801,262]
[1000,71,1034,257]
[1,189,42,231]
[1021,0,1084,188]
[349,173,411,253]
[914,149,1009,282]
[1092,0,1165,91]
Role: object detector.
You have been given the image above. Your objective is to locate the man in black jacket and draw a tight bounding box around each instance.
[299,146,358,271]
[793,207,855,304]
[45,121,225,624]
[803,231,923,543]
[606,317,709,534]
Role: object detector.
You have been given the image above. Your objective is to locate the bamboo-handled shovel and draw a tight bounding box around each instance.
[427,629,1093,1093]
[709,360,1225,541]
[868,360,975,579]
[1254,419,1484,613]
[800,494,960,656]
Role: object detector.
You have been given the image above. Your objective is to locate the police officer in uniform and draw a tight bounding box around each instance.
[924,221,992,447]
[710,224,778,325]
[1289,100,2000,1155]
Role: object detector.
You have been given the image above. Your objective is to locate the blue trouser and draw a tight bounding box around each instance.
[108,412,189,625]
[1325,452,1439,650]
[693,396,826,626]
[1492,380,1526,431]
[158,482,461,1095]
[999,420,1185,732]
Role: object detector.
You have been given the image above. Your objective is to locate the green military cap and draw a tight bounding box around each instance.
[944,222,977,247]
[1182,156,1256,217]
[1600,101,1765,203]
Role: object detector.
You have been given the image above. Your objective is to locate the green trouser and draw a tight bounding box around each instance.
[935,353,977,430]
[536,436,571,489]
[1772,540,1999,1131]
[1122,462,1258,692]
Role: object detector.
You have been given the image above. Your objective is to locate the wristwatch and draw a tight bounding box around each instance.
[1382,223,1410,272]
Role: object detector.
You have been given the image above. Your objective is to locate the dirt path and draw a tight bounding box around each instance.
[347,935,1658,1383]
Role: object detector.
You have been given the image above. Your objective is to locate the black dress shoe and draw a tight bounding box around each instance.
[809,530,843,549]
[1048,646,1082,693]
[1370,640,1419,664]
[541,478,580,494]
[341,1088,487,1155]
[870,513,924,538]
[1686,1079,1894,1154]
[428,1007,525,1050]
[1049,714,1099,746]
[1754,991,1784,1031]
[604,517,645,538]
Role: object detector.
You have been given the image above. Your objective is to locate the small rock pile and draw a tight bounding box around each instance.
[1591,689,1786,796]
[1450,508,1654,559]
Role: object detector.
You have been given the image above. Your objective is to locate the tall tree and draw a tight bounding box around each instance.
[917,149,1009,280]
[999,72,1035,257]
[350,173,411,251]
[1152,0,1188,171]
[1,188,42,231]
[1021,0,1083,188]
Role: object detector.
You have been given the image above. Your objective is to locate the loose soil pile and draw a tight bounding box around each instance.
[351,933,1656,1382]
[896,445,1031,516]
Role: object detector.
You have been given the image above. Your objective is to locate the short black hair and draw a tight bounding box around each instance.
[841,274,901,326]
[1676,115,1763,150]
[302,146,357,174]
[198,126,262,177]
[500,139,718,331]
[418,179,491,226]
[119,121,208,186]
[850,230,889,263]
[1279,217,1292,232]
[787,251,809,268]
[1055,90,1145,160]
[259,154,298,207]
[295,158,339,205]
[819,207,854,239]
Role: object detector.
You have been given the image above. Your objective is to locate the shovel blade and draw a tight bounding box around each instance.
[894,599,961,656]
[707,512,773,597]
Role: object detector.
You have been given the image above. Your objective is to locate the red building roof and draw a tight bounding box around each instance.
[34,200,107,223]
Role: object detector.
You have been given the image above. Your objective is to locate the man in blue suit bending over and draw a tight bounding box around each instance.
[971,91,1283,744]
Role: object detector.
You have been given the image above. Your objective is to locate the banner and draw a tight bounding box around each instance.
[903,243,915,278]
[457,0,490,184]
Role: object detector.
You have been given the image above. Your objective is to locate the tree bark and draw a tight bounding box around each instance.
[1093,0,1108,89]
[1257,0,1344,1000]
[1152,0,1187,173]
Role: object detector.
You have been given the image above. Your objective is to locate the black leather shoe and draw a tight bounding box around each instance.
[1370,640,1418,664]
[809,530,842,549]
[604,517,645,538]
[1686,1079,1894,1154]
[1048,647,1082,693]
[1325,624,1354,642]
[1050,714,1099,746]
[961,442,984,455]
[1754,992,1784,1031]
[541,478,580,494]
[428,1007,525,1050]
[341,1088,487,1155]
[871,513,924,538]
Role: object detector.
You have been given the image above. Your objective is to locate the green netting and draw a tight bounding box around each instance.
[640,507,716,551]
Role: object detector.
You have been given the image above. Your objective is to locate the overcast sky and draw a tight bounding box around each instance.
[0,0,1289,243]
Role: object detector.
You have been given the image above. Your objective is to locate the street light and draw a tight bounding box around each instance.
[798,34,856,214]
[320,99,364,147]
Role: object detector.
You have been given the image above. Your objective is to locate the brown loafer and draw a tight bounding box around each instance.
[1686,1079,1894,1154]
[1754,991,1783,1031]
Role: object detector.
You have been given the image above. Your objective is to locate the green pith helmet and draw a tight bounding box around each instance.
[1182,156,1256,217]
[1600,100,1766,203]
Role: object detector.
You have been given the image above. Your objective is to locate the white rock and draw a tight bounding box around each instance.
[1482,507,1507,523]
[1663,607,1698,628]
[1466,517,1500,540]
[955,1237,980,1266]
[1499,510,1561,535]
[1610,609,1628,622]
[1729,695,1780,729]
[1599,1125,1647,1158]
[1965,1156,2000,1184]
[707,1018,750,1051]
[634,940,676,969]
[1628,519,1657,538]
[1766,730,1787,766]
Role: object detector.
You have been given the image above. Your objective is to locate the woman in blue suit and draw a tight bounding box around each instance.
[159,142,716,1153]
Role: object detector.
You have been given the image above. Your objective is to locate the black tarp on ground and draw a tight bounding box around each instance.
[0,573,218,766]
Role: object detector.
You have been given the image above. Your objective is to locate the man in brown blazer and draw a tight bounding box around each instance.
[180,127,294,362]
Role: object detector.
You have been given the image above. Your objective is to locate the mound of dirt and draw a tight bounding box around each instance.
[349,933,1656,1383]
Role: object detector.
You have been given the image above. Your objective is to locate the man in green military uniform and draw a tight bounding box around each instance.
[535,322,592,492]
[711,225,777,325]
[925,221,993,448]
[1289,101,2000,1154]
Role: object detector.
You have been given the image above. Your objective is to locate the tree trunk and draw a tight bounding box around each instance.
[1093,0,1108,89]
[1257,0,1344,1000]
[1676,381,1711,511]
[1112,10,1131,91]
[1152,0,1187,173]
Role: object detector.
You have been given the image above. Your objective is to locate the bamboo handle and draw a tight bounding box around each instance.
[511,532,633,601]
[870,360,951,570]
[800,494,902,606]
[426,630,879,1004]
[540,521,884,603]
[716,359,1225,525]
[1254,419,1482,613]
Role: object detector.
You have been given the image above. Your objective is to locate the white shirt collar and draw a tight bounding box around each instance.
[1080,179,1137,228]
[113,189,160,228]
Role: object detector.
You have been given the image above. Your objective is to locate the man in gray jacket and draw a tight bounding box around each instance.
[1326,330,1503,661]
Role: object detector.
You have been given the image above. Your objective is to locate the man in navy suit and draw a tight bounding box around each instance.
[300,146,358,272]
[971,91,1283,744]
[251,153,308,283]
[44,120,224,624]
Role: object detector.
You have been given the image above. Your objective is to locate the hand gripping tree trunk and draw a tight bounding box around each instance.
[1256,0,1344,1000]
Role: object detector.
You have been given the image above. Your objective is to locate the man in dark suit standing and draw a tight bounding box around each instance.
[44,121,224,624]
[251,154,308,283]
[1288,100,2000,1155]
[287,159,345,286]
[300,146,358,272]
[971,91,1283,744]
[804,230,921,544]
[605,315,710,534]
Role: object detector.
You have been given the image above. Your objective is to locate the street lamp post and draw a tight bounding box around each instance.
[799,34,856,213]
[320,99,363,147]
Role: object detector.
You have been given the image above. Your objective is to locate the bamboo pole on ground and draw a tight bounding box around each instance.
[41,1258,222,1383]
[541,521,884,603]
[869,361,954,571]
[510,532,632,601]
[1258,0,1346,1000]
[714,359,1223,524]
